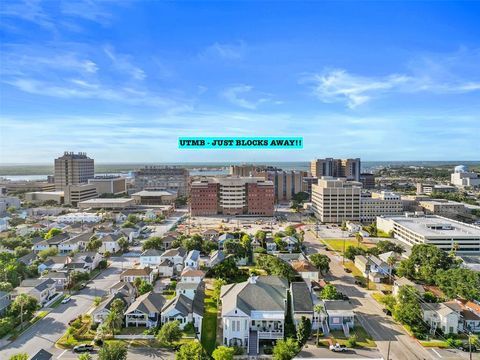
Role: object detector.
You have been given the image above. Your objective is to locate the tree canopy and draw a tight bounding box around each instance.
[272,338,300,360]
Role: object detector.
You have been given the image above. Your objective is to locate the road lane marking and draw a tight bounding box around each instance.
[431,348,442,358]
[57,349,67,359]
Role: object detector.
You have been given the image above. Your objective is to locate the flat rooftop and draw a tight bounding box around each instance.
[79,198,134,204]
[385,215,480,238]
[132,190,176,197]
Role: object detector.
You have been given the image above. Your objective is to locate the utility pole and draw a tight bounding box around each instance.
[469,332,472,360]
[387,340,391,360]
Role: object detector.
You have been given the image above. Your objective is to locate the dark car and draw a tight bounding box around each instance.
[459,344,478,352]
[382,308,392,316]
[73,344,94,353]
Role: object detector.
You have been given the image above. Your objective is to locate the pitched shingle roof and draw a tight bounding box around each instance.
[291,282,313,313]
[125,291,166,314]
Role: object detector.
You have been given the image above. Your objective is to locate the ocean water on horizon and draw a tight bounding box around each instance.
[1,160,479,180]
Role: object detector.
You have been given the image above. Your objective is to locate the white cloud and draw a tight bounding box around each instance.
[304,49,480,108]
[221,85,272,110]
[104,45,146,81]
[199,41,246,61]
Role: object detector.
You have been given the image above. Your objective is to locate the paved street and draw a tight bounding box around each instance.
[1,260,125,359]
[53,347,175,360]
[302,226,472,360]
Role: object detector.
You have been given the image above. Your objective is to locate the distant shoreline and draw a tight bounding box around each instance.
[1,160,479,178]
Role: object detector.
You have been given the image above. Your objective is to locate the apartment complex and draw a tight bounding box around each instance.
[310,158,361,181]
[88,176,127,195]
[190,177,274,216]
[54,152,94,191]
[311,177,362,223]
[133,166,189,196]
[377,214,480,254]
[230,165,305,201]
[360,191,403,223]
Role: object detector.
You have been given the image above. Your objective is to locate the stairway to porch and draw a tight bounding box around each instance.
[248,330,258,356]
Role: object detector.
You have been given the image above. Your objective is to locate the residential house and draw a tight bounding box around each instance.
[98,234,122,254]
[291,260,319,282]
[125,291,166,328]
[184,250,200,269]
[161,234,177,250]
[265,238,277,253]
[282,236,299,253]
[58,232,92,254]
[18,252,38,266]
[323,300,355,336]
[421,302,461,335]
[68,252,103,272]
[354,255,390,283]
[93,292,129,324]
[220,276,288,355]
[33,233,69,252]
[158,259,174,277]
[218,233,235,249]
[290,282,323,331]
[41,271,69,290]
[109,281,136,304]
[392,277,425,297]
[181,268,205,284]
[12,278,56,306]
[37,256,72,274]
[203,229,219,241]
[140,249,163,268]
[177,281,204,300]
[160,247,187,272]
[0,290,11,315]
[209,250,225,268]
[120,267,155,284]
[378,251,403,267]
[116,212,128,224]
[161,291,204,336]
[120,227,140,243]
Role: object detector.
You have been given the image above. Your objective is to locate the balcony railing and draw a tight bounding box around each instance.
[258,330,283,339]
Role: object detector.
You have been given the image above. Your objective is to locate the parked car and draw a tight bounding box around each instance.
[459,344,478,352]
[61,296,71,304]
[329,343,347,352]
[73,344,94,353]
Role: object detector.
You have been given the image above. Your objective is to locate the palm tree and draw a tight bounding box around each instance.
[314,304,324,344]
[104,310,123,337]
[355,233,363,247]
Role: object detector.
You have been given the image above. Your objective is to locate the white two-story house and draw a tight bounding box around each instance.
[220,276,288,356]
[160,247,187,273]
[140,249,163,268]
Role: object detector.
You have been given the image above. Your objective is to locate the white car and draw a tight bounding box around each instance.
[329,343,347,352]
[61,296,71,304]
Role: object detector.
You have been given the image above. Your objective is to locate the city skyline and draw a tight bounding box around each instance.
[1,1,480,163]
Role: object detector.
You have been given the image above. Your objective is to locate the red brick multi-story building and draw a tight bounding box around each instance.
[190,177,274,216]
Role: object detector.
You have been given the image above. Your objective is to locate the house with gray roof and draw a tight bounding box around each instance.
[290,282,319,329]
[324,300,355,336]
[421,302,461,335]
[92,292,129,324]
[161,290,204,337]
[184,250,200,269]
[160,247,187,272]
[220,275,288,355]
[12,278,56,306]
[354,254,390,283]
[209,250,225,267]
[140,249,163,267]
[125,291,166,328]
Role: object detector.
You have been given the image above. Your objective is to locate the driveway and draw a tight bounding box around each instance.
[1,259,125,358]
[302,227,457,360]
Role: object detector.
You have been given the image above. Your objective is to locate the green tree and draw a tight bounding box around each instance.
[44,228,61,240]
[175,341,208,360]
[157,320,182,345]
[393,286,426,336]
[309,253,330,275]
[434,268,480,301]
[223,239,246,258]
[355,233,363,246]
[407,244,455,284]
[8,353,28,360]
[98,341,127,360]
[314,304,323,344]
[38,247,58,261]
[212,278,227,304]
[0,281,13,292]
[78,354,92,360]
[142,236,164,251]
[344,246,366,261]
[138,280,153,295]
[379,294,397,312]
[86,237,102,252]
[272,338,300,360]
[255,230,267,243]
[255,254,295,281]
[296,316,312,345]
[376,240,404,254]
[284,226,296,236]
[212,346,235,360]
[117,237,129,253]
[104,299,125,336]
[126,214,139,224]
[9,294,38,327]
[320,284,340,300]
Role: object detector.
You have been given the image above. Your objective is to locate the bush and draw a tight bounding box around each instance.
[446,338,463,348]
[183,322,195,334]
[94,337,104,346]
[90,322,99,331]
[263,346,273,354]
[346,335,357,348]
[0,316,15,337]
[233,346,244,355]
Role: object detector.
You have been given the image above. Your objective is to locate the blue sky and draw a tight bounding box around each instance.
[1,1,479,163]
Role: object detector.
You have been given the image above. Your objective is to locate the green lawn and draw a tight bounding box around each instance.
[329,326,376,348]
[200,288,218,354]
[419,340,449,348]
[321,239,369,253]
